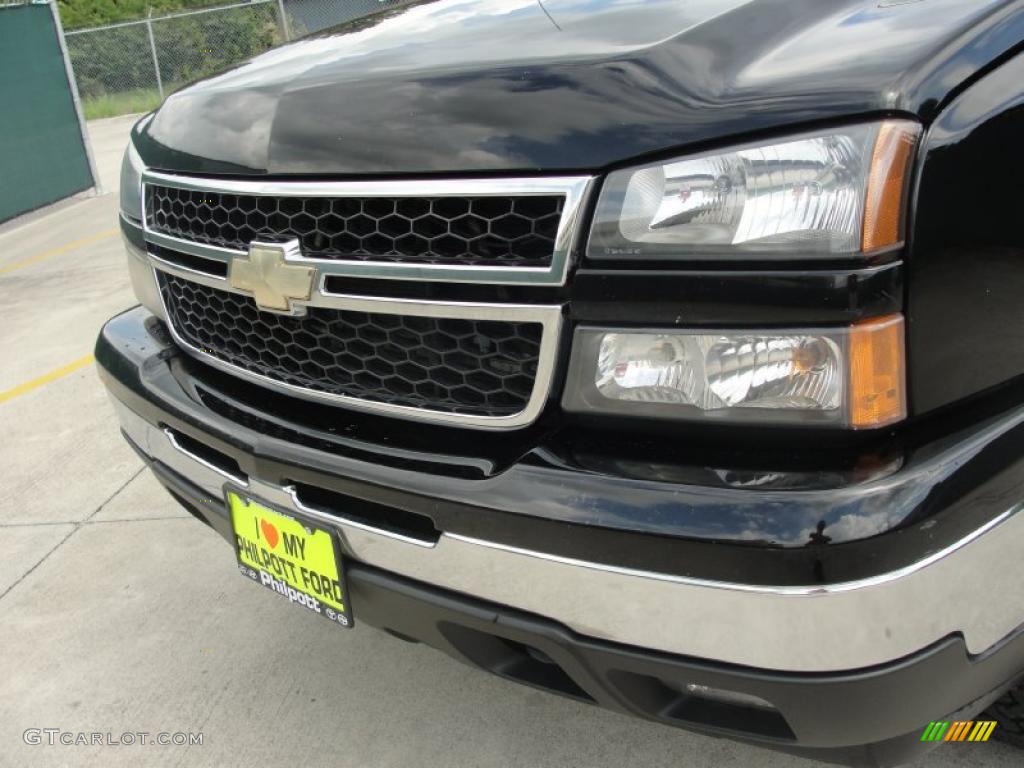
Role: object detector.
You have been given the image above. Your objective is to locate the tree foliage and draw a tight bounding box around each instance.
[62,2,282,100]
[58,1,229,31]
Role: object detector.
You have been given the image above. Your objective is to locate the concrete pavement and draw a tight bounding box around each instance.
[0,116,1018,768]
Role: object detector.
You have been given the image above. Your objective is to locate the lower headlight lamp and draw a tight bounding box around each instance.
[564,315,905,429]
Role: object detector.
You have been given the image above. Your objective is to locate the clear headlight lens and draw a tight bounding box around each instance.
[588,121,919,260]
[597,333,843,411]
[564,316,905,428]
[120,142,145,222]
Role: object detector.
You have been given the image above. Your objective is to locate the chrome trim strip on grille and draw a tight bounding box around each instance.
[147,244,228,285]
[141,171,594,286]
[146,229,239,266]
[151,265,564,430]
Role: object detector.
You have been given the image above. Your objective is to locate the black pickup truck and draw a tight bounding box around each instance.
[98,1,1024,764]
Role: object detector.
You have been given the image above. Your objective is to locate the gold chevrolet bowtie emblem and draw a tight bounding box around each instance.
[229,239,316,314]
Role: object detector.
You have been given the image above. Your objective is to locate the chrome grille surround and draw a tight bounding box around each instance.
[147,185,566,267]
[133,171,590,429]
[141,171,593,286]
[157,272,547,419]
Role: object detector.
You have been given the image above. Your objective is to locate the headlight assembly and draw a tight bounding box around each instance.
[120,141,145,222]
[587,121,919,261]
[563,315,906,429]
[118,139,164,318]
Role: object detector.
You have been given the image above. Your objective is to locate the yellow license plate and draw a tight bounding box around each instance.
[228,491,352,628]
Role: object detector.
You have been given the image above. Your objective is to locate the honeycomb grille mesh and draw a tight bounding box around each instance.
[158,274,543,417]
[147,185,563,266]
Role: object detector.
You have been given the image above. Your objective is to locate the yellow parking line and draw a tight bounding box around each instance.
[0,355,95,405]
[0,228,118,276]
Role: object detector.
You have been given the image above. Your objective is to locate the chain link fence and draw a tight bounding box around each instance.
[286,0,401,36]
[63,0,405,119]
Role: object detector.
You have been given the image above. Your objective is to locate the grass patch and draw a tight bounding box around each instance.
[83,88,163,120]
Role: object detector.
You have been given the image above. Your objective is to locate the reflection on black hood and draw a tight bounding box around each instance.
[137,0,1013,175]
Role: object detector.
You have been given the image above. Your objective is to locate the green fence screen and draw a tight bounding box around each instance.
[0,3,95,224]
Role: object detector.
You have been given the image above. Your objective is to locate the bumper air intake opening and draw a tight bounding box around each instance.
[607,670,795,740]
[163,427,247,484]
[440,623,595,703]
[290,483,441,545]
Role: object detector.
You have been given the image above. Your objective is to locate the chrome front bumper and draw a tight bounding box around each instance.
[111,398,1024,673]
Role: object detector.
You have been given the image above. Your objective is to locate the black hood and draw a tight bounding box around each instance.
[135,0,1018,176]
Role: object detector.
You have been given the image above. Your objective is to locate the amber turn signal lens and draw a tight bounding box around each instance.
[862,122,920,253]
[849,314,906,428]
